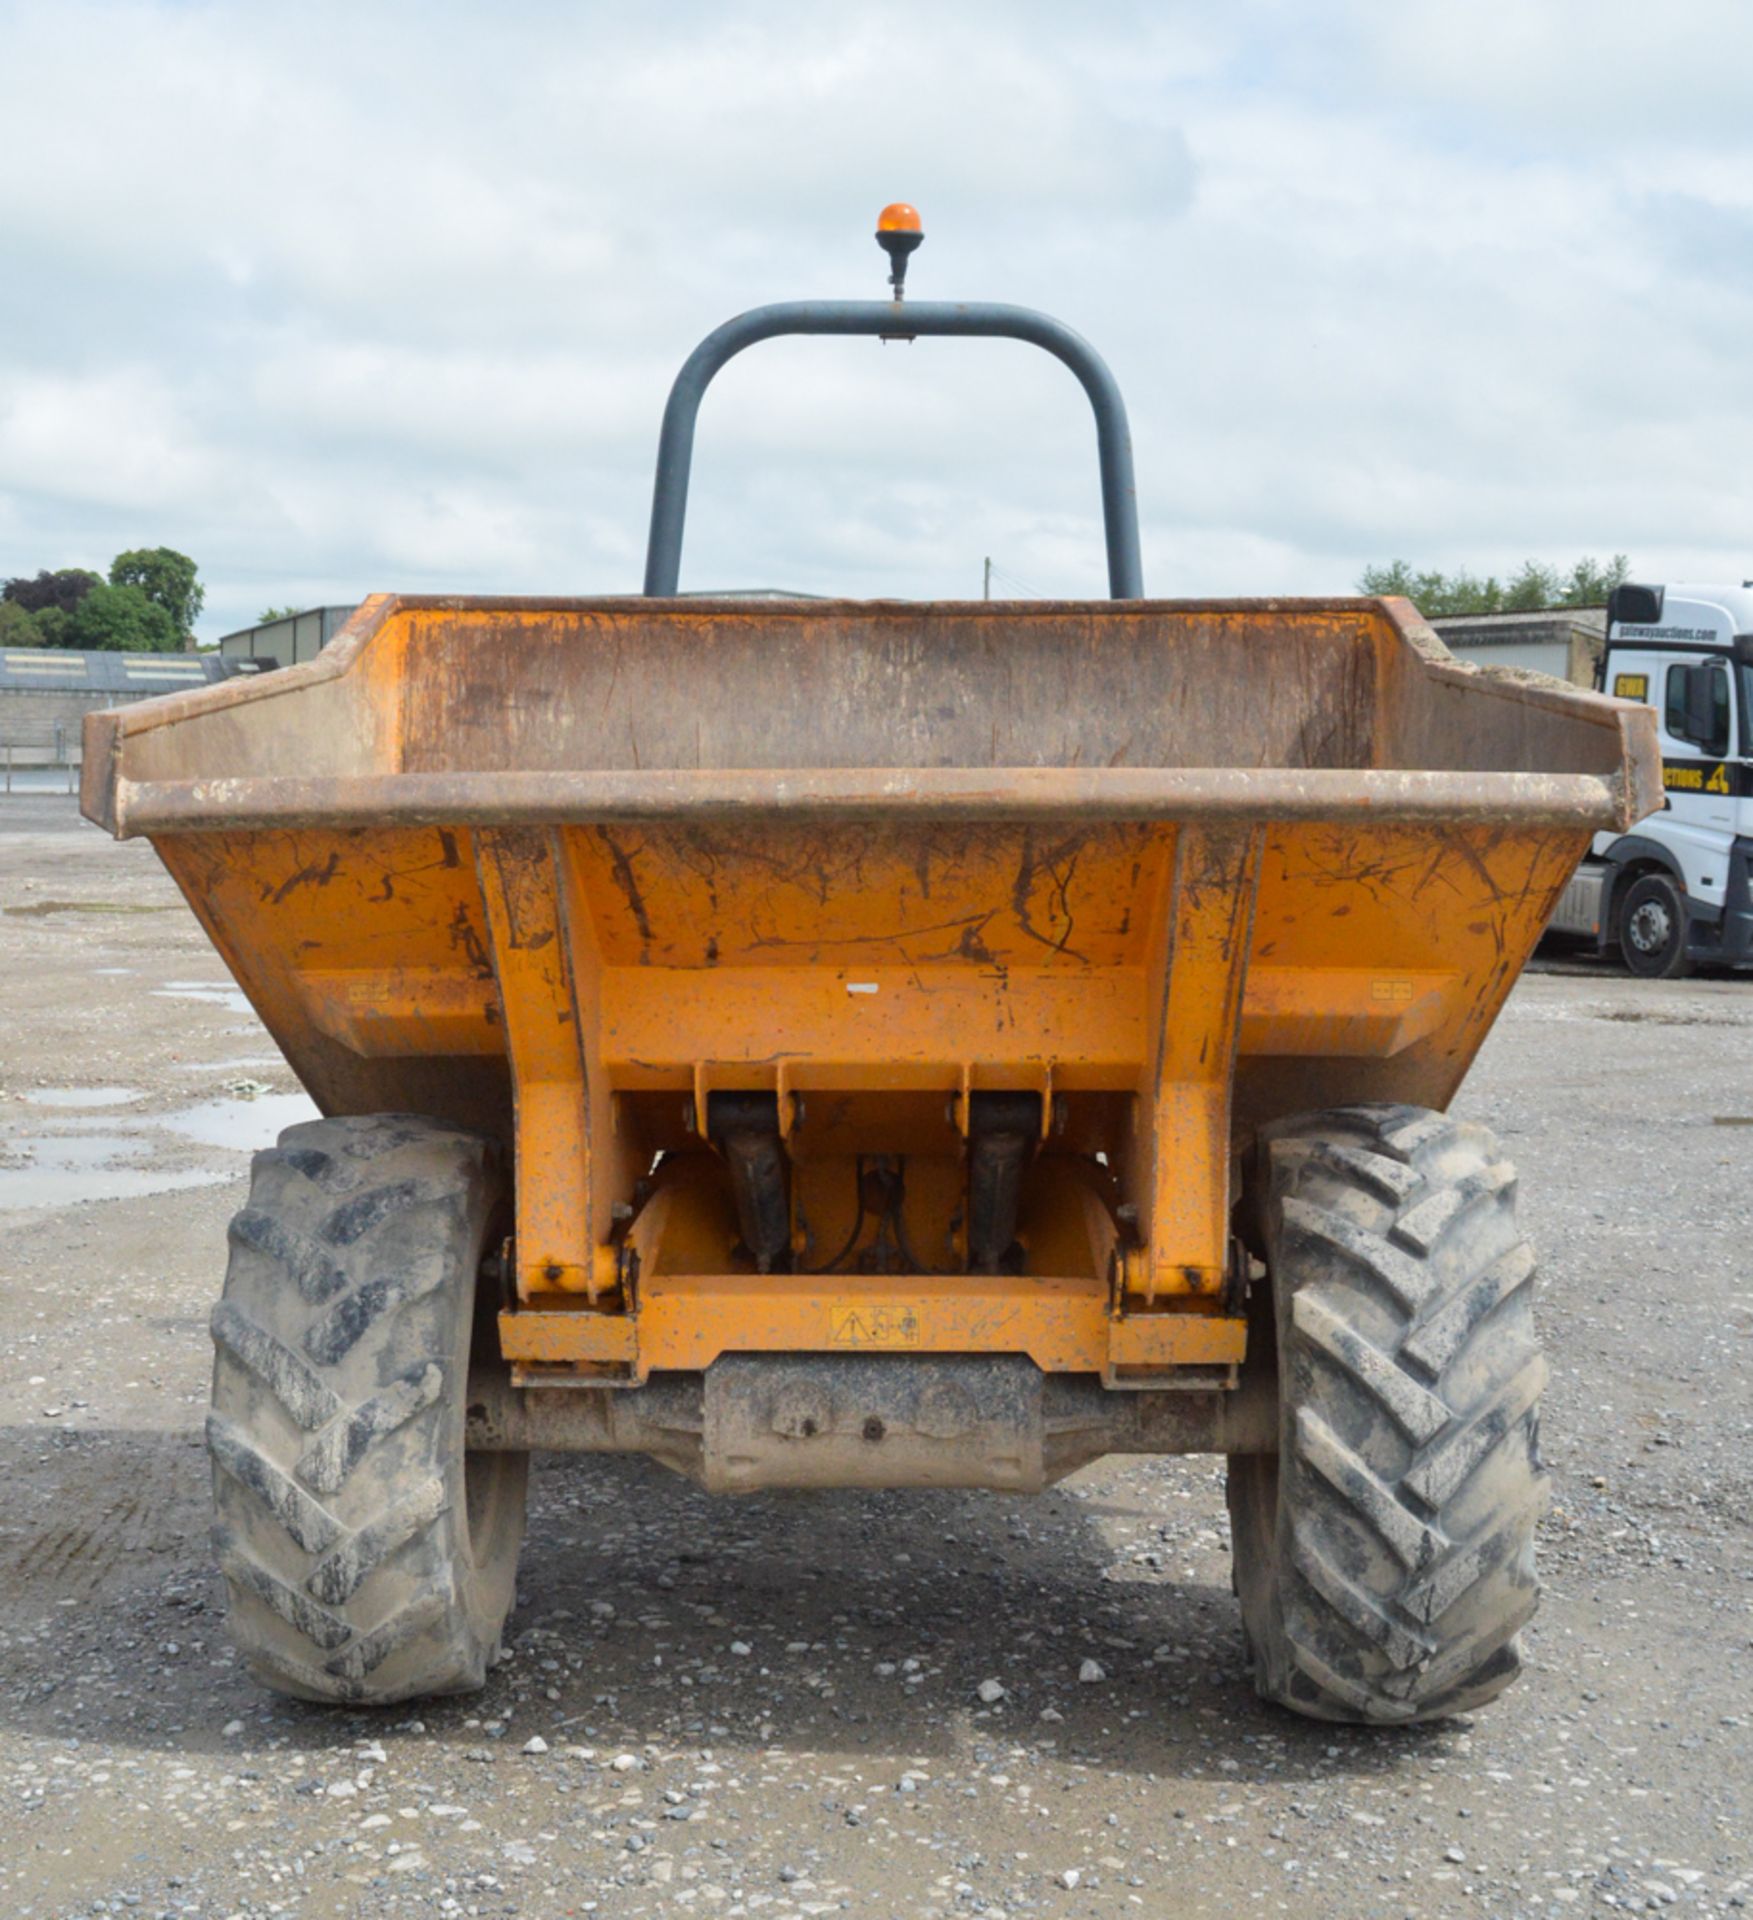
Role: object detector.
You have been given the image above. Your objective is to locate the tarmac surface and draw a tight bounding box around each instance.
[1,792,1748,1919]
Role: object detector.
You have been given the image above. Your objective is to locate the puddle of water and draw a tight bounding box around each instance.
[0,1135,232,1213]
[174,1055,281,1074]
[1,1134,143,1172]
[21,1087,142,1110]
[0,1167,232,1211]
[159,1092,320,1152]
[91,967,135,976]
[153,980,252,1013]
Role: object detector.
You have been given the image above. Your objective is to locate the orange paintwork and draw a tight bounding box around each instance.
[499,1274,1245,1378]
[1128,824,1262,1301]
[120,594,1651,1389]
[151,806,1589,1382]
[476,829,599,1300]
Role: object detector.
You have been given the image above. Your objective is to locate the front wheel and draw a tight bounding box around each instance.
[1617,871,1693,979]
[1227,1104,1546,1724]
[208,1114,528,1704]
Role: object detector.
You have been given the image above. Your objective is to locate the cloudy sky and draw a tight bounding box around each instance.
[1,0,1749,639]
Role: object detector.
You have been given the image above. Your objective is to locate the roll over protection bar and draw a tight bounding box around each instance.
[643,299,1144,599]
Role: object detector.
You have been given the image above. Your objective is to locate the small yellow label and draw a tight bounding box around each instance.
[1370,977,1415,1003]
[1613,673,1649,701]
[829,1302,923,1348]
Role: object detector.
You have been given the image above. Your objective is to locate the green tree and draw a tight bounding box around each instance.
[1501,561,1561,611]
[1357,559,1419,599]
[1359,561,1502,615]
[109,547,204,640]
[29,606,74,647]
[3,567,103,616]
[1359,555,1631,616]
[68,583,181,652]
[1433,568,1502,615]
[256,605,302,622]
[0,599,43,645]
[0,601,81,648]
[1564,554,1631,602]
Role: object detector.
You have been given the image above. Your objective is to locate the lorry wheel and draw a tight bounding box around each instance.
[207,1114,528,1704]
[1226,1103,1546,1724]
[1616,872,1693,979]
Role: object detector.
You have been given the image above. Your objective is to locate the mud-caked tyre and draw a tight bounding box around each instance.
[1226,1104,1546,1724]
[207,1114,528,1704]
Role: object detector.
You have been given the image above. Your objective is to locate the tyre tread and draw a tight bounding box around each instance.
[209,1301,340,1431]
[207,1117,523,1705]
[1229,1101,1546,1725]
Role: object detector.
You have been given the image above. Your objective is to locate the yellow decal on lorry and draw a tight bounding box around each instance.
[1663,763,1732,794]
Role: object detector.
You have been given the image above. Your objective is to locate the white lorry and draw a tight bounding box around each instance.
[1545,582,1753,976]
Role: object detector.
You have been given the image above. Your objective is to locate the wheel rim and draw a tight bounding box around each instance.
[1628,897,1673,955]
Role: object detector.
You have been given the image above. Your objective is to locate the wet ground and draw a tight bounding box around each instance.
[0,792,1749,1919]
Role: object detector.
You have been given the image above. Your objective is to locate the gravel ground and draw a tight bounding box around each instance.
[1,792,1749,1920]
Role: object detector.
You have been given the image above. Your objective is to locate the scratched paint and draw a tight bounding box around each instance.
[88,593,1659,1375]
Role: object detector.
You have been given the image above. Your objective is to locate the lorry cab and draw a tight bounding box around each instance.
[1565,581,1753,973]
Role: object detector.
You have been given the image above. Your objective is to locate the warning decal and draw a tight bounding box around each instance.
[829,1302,923,1348]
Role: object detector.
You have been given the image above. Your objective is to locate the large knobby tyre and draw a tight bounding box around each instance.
[208,1114,528,1704]
[1616,871,1694,979]
[1227,1103,1547,1725]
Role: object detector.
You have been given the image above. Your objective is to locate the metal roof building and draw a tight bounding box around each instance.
[218,606,360,667]
[0,648,266,766]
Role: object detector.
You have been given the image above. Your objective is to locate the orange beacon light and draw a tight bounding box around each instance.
[875,203,924,297]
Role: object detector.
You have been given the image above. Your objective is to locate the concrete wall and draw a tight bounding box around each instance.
[1429,609,1606,690]
[0,688,143,759]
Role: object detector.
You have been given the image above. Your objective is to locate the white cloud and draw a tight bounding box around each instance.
[0,367,221,513]
[0,0,1749,634]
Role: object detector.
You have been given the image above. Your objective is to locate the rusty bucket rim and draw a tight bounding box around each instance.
[106,764,1638,840]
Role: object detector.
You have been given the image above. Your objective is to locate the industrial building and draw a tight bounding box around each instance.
[0,648,263,771]
[217,605,360,667]
[1428,606,1607,684]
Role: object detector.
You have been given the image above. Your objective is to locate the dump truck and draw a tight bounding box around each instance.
[83,208,1660,1725]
